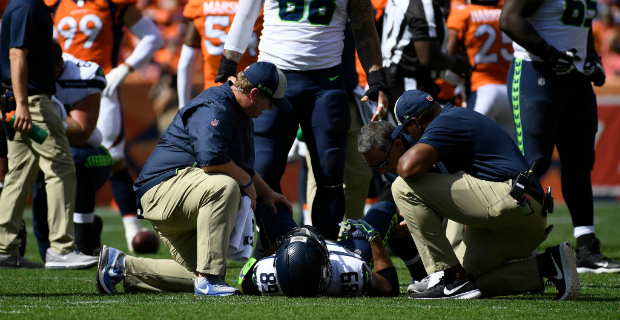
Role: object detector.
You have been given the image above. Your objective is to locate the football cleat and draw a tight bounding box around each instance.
[576,237,620,274]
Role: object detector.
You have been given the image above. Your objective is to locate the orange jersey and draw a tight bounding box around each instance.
[183,0,263,89]
[46,0,136,74]
[446,4,513,92]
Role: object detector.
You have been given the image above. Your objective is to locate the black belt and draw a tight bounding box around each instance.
[2,90,53,97]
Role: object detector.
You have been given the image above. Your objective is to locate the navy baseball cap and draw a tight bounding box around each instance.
[391,90,436,139]
[243,61,292,113]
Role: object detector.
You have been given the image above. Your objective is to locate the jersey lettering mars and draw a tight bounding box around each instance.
[259,0,349,71]
[252,241,372,297]
[446,3,513,92]
[46,0,136,74]
[183,0,263,89]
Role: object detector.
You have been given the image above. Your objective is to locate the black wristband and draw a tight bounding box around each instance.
[215,55,239,83]
[376,267,400,297]
[367,69,388,88]
[364,69,391,100]
[530,40,559,63]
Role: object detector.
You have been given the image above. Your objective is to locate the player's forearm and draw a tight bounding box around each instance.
[499,0,546,53]
[253,173,275,198]
[348,0,383,74]
[370,236,394,272]
[202,160,253,189]
[124,17,164,70]
[9,48,29,108]
[177,44,197,108]
[223,0,262,61]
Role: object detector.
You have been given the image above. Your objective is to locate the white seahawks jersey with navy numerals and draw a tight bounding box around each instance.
[512,0,595,73]
[55,53,106,107]
[259,0,349,71]
[252,241,371,297]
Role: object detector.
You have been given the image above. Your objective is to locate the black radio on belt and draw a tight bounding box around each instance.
[509,169,533,200]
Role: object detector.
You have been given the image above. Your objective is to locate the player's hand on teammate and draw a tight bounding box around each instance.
[261,190,294,216]
[215,55,239,83]
[363,69,390,121]
[341,219,380,243]
[103,63,131,97]
[584,53,606,87]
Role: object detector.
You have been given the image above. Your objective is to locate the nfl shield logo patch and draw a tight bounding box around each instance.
[211,119,219,127]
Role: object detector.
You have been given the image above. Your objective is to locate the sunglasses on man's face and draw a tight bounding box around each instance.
[365,148,391,169]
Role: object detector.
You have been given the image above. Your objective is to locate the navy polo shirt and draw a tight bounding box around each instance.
[419,104,543,193]
[0,0,56,94]
[134,83,255,190]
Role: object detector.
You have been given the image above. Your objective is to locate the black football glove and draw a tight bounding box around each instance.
[584,53,606,87]
[533,41,581,75]
[215,55,239,83]
[364,69,391,101]
[451,53,472,77]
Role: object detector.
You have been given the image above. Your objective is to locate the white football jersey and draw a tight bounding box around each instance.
[258,0,349,71]
[252,241,371,297]
[55,53,106,107]
[512,0,594,73]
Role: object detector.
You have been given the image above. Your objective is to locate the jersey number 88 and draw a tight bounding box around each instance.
[278,0,336,25]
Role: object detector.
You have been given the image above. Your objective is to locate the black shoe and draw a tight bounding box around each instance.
[408,275,481,299]
[544,242,580,301]
[576,237,620,274]
[17,220,27,257]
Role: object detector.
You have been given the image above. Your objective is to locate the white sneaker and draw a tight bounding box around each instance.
[407,270,444,293]
[194,276,239,296]
[45,248,98,269]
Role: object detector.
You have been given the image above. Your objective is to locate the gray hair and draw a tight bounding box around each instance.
[358,121,396,154]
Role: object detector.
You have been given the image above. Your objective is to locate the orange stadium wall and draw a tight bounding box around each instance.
[95,80,620,207]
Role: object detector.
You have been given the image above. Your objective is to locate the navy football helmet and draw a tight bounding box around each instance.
[275,226,332,297]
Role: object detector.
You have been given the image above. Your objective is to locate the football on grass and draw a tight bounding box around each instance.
[132,230,160,254]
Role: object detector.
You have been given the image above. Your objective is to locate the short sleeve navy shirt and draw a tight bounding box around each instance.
[134,83,255,189]
[419,104,542,193]
[0,0,56,94]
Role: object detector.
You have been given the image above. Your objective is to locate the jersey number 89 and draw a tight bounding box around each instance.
[278,0,337,25]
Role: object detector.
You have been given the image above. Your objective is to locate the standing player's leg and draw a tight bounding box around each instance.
[301,68,350,241]
[73,146,112,255]
[507,59,559,178]
[556,76,620,273]
[98,92,142,252]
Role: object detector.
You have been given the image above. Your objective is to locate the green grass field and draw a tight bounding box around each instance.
[1,203,619,319]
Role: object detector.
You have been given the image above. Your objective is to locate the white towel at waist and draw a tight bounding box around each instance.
[228,195,254,263]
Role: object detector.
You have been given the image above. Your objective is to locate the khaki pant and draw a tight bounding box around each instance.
[306,99,372,221]
[0,95,76,256]
[392,171,548,296]
[125,167,242,292]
